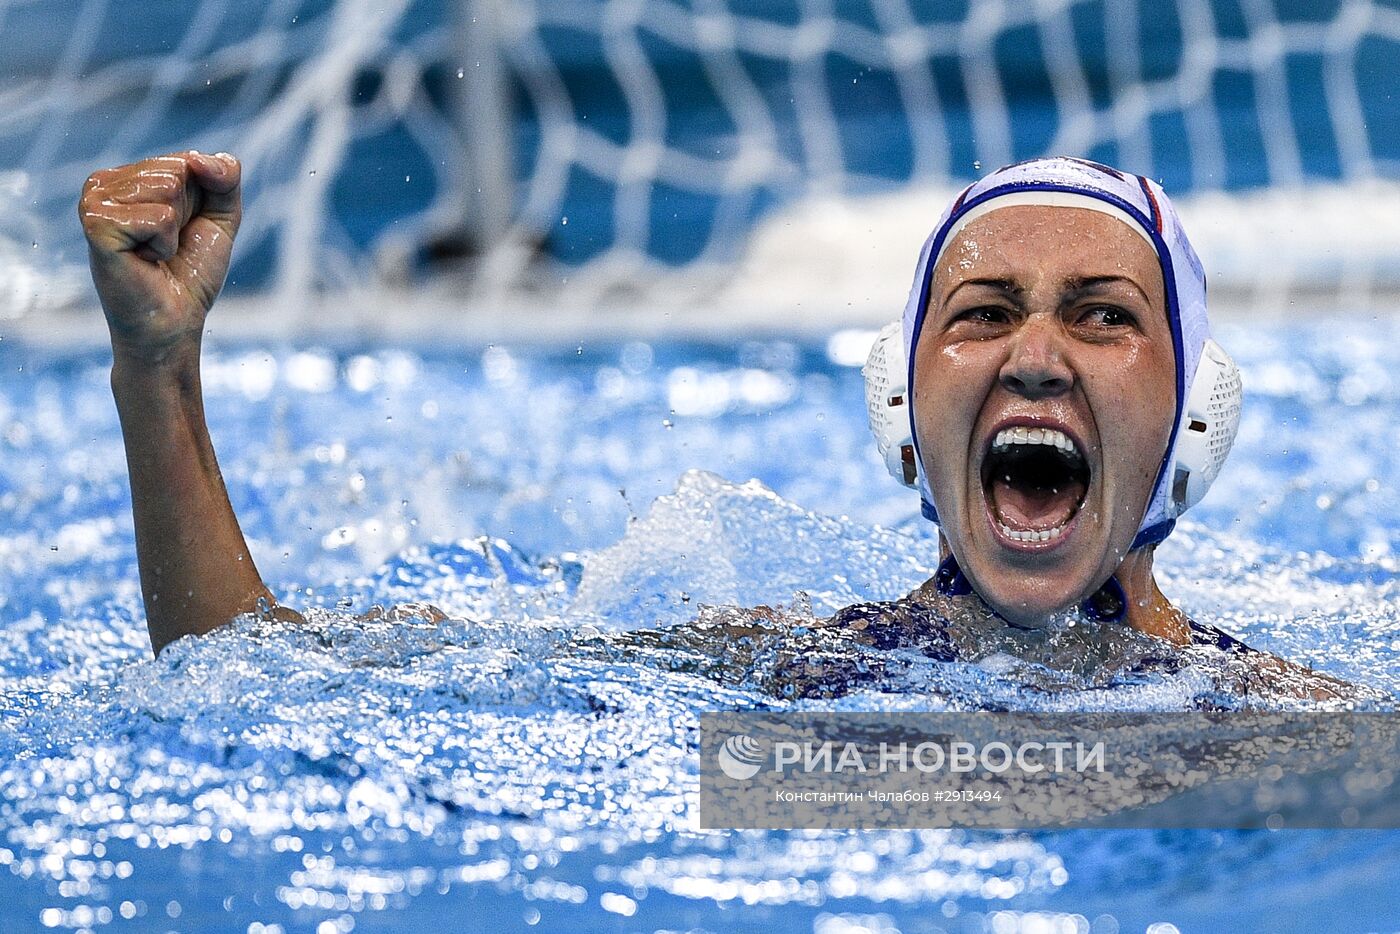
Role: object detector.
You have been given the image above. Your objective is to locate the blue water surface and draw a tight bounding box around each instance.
[1,317,1399,932]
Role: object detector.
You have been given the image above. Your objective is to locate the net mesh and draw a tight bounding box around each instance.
[7,0,1400,312]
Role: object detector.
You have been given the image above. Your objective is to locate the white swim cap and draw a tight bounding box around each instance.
[895,156,1239,548]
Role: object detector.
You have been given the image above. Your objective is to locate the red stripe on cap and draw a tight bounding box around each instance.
[1137,176,1164,234]
[950,183,975,215]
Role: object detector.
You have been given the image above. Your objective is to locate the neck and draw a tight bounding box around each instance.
[1114,546,1189,644]
[935,537,1190,645]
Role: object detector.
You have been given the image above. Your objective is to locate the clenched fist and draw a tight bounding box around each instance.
[79,151,241,361]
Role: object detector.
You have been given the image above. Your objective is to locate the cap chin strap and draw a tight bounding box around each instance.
[1131,519,1176,550]
[933,553,974,597]
[933,554,1127,624]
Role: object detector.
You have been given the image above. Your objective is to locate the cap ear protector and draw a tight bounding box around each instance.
[1168,338,1241,513]
[862,321,917,489]
[863,326,1242,520]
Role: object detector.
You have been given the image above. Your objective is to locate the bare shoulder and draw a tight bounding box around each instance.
[1184,618,1377,704]
[1214,646,1375,704]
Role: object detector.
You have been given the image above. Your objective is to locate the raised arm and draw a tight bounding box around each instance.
[80,151,298,654]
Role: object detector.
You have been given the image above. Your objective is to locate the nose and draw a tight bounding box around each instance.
[999,313,1073,398]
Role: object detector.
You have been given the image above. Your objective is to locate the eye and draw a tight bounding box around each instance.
[1077,304,1136,328]
[955,305,1014,326]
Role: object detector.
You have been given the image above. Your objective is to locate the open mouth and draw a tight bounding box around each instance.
[981,426,1090,545]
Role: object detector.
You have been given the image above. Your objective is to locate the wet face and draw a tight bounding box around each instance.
[913,205,1176,625]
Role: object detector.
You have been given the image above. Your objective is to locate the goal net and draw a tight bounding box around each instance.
[7,0,1400,320]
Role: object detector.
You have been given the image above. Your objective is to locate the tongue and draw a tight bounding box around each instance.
[990,477,1084,531]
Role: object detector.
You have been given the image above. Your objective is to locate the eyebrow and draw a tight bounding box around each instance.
[941,274,1151,307]
[1061,275,1151,304]
[942,277,1023,304]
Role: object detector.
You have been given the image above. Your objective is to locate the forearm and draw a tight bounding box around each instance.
[111,342,278,653]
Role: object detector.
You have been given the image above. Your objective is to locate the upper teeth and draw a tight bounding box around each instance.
[992,426,1079,456]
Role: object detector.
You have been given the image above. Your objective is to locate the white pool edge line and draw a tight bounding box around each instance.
[16,290,1400,354]
[11,286,1400,353]
[6,295,890,352]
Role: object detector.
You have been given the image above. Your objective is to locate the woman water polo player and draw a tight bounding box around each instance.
[865,156,1235,642]
[78,151,1356,700]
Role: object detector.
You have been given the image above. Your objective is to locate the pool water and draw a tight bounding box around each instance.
[1,317,1399,932]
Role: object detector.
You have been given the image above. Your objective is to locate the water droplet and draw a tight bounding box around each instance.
[308,170,317,177]
[405,175,411,183]
[973,160,982,170]
[456,68,465,79]
[561,216,568,225]
[662,419,673,429]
